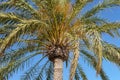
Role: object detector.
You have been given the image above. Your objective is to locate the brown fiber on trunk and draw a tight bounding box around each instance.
[53,58,63,80]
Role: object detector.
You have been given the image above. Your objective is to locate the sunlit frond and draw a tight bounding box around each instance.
[98,23,120,37]
[0,0,39,18]
[70,39,80,80]
[0,20,47,53]
[102,42,120,66]
[86,30,103,74]
[0,12,22,24]
[81,0,120,19]
[69,0,92,22]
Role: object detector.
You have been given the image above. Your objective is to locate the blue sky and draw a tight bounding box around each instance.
[4,0,120,80]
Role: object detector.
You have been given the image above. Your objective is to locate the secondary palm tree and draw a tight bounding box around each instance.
[0,0,120,80]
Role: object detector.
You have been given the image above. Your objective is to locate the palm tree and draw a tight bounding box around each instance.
[0,0,120,80]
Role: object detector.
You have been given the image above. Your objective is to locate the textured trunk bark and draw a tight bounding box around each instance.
[53,58,63,80]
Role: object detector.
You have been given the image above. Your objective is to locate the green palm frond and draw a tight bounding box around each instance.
[81,0,120,19]
[35,61,50,80]
[0,45,41,67]
[0,25,16,34]
[14,0,37,12]
[77,64,88,80]
[0,19,47,53]
[21,58,49,80]
[83,17,107,24]
[100,69,109,80]
[14,0,40,18]
[46,62,53,80]
[82,17,120,37]
[81,50,109,80]
[86,30,103,74]
[99,23,120,31]
[0,0,38,17]
[0,1,12,10]
[0,53,39,80]
[0,12,22,24]
[84,22,120,37]
[74,69,80,80]
[102,42,120,66]
[0,25,25,53]
[98,23,120,37]
[69,0,92,22]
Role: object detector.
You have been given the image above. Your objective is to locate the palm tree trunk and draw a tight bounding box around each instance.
[53,58,63,80]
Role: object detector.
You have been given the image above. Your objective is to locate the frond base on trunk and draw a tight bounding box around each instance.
[47,45,69,62]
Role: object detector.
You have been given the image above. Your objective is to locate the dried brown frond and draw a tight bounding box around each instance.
[54,2,72,17]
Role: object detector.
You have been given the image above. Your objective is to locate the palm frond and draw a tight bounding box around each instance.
[0,25,15,34]
[87,30,103,74]
[98,23,120,37]
[81,0,120,19]
[14,0,40,18]
[70,39,80,80]
[0,45,41,67]
[74,69,80,80]
[0,12,22,24]
[83,17,107,24]
[0,53,38,80]
[0,0,39,18]
[84,22,120,37]
[69,0,92,22]
[77,64,88,80]
[100,69,109,80]
[102,42,120,66]
[0,0,13,10]
[46,62,53,80]
[35,60,50,80]
[81,50,109,80]
[0,20,47,53]
[21,56,48,80]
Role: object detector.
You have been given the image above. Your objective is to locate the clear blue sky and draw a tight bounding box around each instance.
[7,0,120,80]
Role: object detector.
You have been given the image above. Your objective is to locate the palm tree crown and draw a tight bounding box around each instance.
[0,0,120,80]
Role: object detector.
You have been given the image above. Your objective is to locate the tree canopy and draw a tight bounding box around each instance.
[0,0,120,80]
